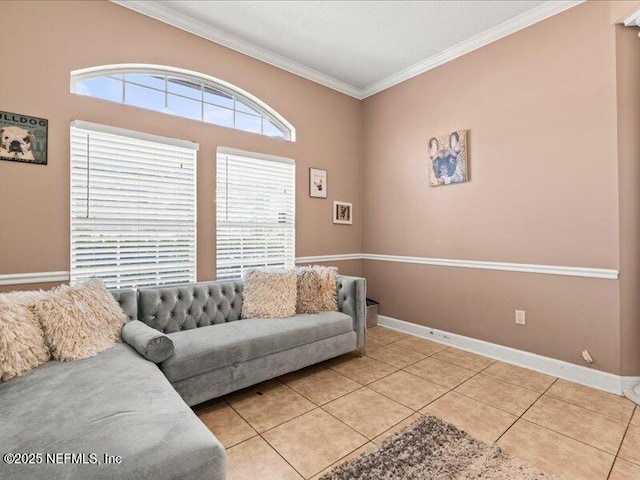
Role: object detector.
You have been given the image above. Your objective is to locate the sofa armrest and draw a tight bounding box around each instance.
[122,320,174,363]
[336,275,367,349]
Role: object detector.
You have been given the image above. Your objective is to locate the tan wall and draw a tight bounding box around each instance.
[0,0,363,287]
[364,261,621,372]
[2,0,640,375]
[362,1,635,375]
[616,24,640,376]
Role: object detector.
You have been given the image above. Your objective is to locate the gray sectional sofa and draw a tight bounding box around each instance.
[0,275,366,480]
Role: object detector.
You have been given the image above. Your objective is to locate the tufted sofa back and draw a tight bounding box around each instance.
[137,280,243,334]
[110,275,366,344]
[111,289,138,322]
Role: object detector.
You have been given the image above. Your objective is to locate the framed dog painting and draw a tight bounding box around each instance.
[0,111,48,165]
[427,129,467,186]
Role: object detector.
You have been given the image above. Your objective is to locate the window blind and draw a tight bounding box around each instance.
[70,123,197,289]
[216,149,295,280]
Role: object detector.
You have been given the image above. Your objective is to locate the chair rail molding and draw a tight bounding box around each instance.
[0,271,70,286]
[295,253,619,280]
[0,254,619,286]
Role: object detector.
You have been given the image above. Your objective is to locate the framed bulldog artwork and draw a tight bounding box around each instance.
[427,129,468,186]
[0,111,48,165]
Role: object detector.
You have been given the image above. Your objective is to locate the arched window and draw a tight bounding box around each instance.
[70,64,295,141]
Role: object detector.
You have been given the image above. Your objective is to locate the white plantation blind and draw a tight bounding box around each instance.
[216,149,295,280]
[70,122,197,289]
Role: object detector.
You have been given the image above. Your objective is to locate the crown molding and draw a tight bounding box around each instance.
[360,0,584,98]
[110,0,584,100]
[111,1,583,100]
[110,0,362,99]
[623,8,640,27]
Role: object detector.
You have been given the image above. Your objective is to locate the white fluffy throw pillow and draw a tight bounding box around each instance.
[241,269,297,319]
[296,266,338,314]
[0,290,51,382]
[33,279,126,361]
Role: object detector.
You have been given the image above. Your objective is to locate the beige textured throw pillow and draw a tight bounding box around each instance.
[0,290,50,382]
[241,269,297,319]
[296,266,338,314]
[33,279,126,361]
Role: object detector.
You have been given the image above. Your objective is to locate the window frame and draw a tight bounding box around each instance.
[69,120,198,289]
[70,64,296,142]
[215,147,296,280]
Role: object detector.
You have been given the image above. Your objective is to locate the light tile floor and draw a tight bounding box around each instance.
[193,326,640,480]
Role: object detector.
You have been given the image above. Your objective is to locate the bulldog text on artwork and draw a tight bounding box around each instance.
[0,111,48,165]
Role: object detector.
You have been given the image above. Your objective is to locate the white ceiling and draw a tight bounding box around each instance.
[113,1,582,99]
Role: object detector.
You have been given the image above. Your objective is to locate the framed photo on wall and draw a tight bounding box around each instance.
[309,168,327,198]
[427,129,468,186]
[0,111,48,165]
[333,201,352,225]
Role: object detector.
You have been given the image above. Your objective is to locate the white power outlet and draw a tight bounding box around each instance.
[515,310,526,325]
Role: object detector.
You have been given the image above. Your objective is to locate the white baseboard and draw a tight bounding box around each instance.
[378,315,634,397]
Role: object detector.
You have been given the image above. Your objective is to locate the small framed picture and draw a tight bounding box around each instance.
[0,110,48,165]
[333,201,352,225]
[309,168,327,198]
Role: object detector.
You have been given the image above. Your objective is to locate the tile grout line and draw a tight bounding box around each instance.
[251,381,319,435]
[492,378,634,462]
[258,406,324,479]
[307,442,377,479]
[447,364,551,419]
[327,359,400,386]
[493,377,557,445]
[319,385,404,440]
[382,329,637,460]
[226,331,513,474]
[465,366,631,458]
[386,328,636,421]
[227,377,374,479]
[279,369,362,408]
[202,328,636,479]
[606,407,635,479]
[394,338,633,459]
[543,389,635,424]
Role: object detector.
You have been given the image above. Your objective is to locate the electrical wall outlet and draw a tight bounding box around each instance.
[515,310,526,325]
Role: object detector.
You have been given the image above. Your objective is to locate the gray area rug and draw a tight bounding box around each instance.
[321,415,560,479]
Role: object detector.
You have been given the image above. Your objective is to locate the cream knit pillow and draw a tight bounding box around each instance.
[0,290,50,382]
[296,266,338,314]
[33,279,126,361]
[241,269,297,319]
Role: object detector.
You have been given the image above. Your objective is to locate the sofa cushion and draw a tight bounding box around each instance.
[241,269,297,319]
[33,279,126,361]
[161,311,353,383]
[0,291,50,382]
[122,320,174,363]
[296,266,338,314]
[0,343,225,480]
